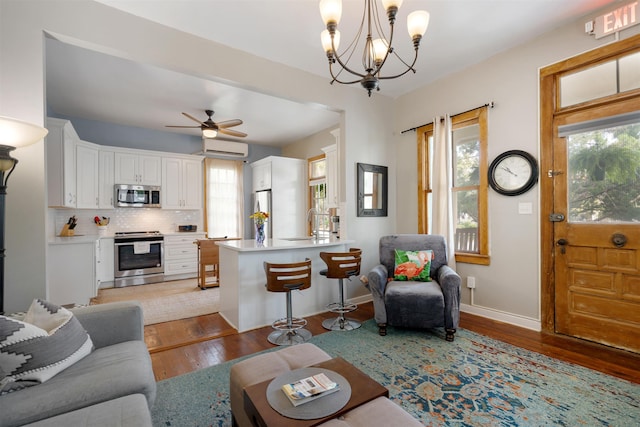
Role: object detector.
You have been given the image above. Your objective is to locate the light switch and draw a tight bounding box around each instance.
[518,202,533,215]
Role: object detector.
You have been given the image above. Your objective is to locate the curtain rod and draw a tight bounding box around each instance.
[400,101,495,134]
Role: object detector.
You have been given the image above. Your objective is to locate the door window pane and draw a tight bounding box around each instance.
[619,51,640,92]
[567,121,640,223]
[560,61,617,107]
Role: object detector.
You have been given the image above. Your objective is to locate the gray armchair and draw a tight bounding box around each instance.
[367,234,461,341]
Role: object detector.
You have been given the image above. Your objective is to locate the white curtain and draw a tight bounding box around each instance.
[431,116,456,269]
[204,158,243,238]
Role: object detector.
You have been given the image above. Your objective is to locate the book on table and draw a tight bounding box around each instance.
[281,372,340,407]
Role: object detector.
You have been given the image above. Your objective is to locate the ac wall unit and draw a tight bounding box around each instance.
[203,139,248,158]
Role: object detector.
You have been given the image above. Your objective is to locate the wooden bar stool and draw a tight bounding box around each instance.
[195,237,240,289]
[264,259,312,346]
[319,248,362,331]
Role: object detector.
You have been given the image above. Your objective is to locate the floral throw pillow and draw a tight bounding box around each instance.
[393,249,433,282]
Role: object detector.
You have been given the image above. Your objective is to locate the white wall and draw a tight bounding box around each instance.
[0,0,393,312]
[394,7,640,325]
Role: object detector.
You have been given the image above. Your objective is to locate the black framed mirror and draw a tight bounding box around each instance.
[357,163,388,217]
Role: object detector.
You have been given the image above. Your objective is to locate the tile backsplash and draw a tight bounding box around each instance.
[49,208,203,237]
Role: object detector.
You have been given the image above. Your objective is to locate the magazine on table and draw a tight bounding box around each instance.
[281,372,340,407]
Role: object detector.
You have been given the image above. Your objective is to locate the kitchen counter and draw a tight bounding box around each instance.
[49,235,101,245]
[217,237,355,332]
[216,236,347,252]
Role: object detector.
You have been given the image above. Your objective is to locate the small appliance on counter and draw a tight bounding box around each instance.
[178,225,198,232]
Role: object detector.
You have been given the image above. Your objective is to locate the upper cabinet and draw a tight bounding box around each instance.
[252,161,272,192]
[75,141,100,209]
[98,149,115,208]
[114,151,162,186]
[162,156,203,210]
[322,143,338,208]
[46,118,79,208]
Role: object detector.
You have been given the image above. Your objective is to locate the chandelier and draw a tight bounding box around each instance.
[319,0,430,96]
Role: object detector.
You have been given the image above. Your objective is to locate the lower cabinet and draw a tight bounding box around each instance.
[47,241,96,306]
[96,238,114,288]
[163,233,205,279]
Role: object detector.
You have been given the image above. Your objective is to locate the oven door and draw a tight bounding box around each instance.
[114,239,164,282]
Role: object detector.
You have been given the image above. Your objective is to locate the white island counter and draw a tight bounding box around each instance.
[217,237,354,332]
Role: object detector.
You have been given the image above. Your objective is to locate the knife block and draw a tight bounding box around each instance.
[60,224,75,237]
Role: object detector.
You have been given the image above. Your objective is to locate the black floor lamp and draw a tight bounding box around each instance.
[0,116,48,314]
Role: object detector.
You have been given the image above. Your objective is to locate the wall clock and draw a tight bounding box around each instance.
[488,150,538,196]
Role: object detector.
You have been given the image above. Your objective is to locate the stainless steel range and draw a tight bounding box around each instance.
[114,231,164,287]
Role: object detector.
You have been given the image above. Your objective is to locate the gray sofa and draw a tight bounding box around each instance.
[0,302,156,427]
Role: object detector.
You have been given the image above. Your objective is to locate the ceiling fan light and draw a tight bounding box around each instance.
[202,128,217,139]
[321,29,340,53]
[319,0,342,26]
[407,10,430,38]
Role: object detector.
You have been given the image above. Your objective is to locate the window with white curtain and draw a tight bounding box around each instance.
[204,158,243,238]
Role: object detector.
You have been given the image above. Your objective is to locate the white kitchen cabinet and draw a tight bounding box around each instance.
[250,156,306,238]
[164,233,205,278]
[46,117,78,208]
[96,237,114,288]
[114,151,162,185]
[75,141,100,209]
[98,149,115,208]
[162,156,203,209]
[322,143,338,208]
[47,240,96,305]
[252,161,272,191]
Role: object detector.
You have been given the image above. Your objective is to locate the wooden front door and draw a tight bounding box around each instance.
[552,99,640,353]
[541,34,640,354]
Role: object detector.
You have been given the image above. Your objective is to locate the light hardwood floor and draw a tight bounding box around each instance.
[146,302,640,384]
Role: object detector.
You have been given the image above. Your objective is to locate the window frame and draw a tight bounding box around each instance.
[417,106,490,265]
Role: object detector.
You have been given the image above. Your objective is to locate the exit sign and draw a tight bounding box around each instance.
[592,1,639,39]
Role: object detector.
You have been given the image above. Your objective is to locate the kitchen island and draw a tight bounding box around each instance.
[217,237,355,332]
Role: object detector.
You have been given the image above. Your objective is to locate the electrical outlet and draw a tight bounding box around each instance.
[467,276,476,289]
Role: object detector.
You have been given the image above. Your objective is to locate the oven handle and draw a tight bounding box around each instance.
[114,241,164,246]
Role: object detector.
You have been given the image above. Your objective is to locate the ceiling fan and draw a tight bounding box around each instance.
[166,109,247,139]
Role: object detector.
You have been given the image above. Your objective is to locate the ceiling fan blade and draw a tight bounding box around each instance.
[218,128,247,138]
[166,125,200,128]
[182,112,206,125]
[216,119,243,128]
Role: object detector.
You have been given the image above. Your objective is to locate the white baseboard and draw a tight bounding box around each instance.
[461,303,541,331]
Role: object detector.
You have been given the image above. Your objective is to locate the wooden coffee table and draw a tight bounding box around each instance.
[243,357,388,427]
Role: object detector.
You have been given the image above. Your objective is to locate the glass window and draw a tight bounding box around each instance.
[418,106,489,265]
[308,156,330,237]
[567,121,640,223]
[205,158,243,238]
[560,61,617,107]
[619,51,640,92]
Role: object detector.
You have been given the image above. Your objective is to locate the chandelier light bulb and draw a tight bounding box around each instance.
[407,10,430,39]
[321,29,340,53]
[371,38,389,63]
[381,0,403,11]
[319,0,342,26]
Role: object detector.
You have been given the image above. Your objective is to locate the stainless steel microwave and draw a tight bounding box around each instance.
[115,184,161,208]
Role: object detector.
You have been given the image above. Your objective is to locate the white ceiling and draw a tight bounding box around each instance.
[46,0,612,147]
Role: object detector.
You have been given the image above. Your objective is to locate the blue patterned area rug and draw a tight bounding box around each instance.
[151,320,640,426]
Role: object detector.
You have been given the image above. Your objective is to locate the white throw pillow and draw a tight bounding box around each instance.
[0,299,93,394]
